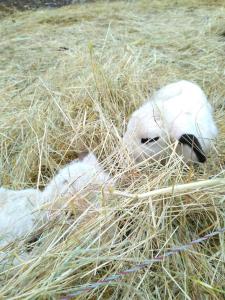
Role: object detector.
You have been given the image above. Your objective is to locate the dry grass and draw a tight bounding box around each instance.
[0,0,225,299]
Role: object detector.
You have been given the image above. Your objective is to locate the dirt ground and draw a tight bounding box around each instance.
[0,0,79,10]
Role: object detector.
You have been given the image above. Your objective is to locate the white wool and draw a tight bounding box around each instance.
[123,80,218,163]
[0,152,112,247]
[0,188,42,247]
[42,152,113,205]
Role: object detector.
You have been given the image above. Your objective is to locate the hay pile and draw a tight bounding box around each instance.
[0,0,225,298]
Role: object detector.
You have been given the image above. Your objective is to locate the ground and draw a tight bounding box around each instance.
[0,0,225,299]
[1,0,76,10]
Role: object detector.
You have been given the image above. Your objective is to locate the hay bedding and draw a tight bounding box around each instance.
[0,0,225,299]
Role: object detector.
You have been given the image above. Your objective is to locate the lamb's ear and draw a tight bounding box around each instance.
[178,134,206,163]
[81,152,99,166]
[78,151,90,161]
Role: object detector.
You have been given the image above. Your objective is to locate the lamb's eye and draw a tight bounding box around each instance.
[141,137,160,144]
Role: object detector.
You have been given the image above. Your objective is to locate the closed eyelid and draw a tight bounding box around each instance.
[141,137,160,144]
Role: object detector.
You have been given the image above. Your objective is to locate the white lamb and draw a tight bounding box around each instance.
[0,188,42,247]
[41,152,113,211]
[123,80,218,163]
[0,152,113,247]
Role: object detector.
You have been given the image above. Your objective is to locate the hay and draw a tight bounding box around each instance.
[0,0,225,299]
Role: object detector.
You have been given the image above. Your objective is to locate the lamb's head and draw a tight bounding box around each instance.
[123,102,170,162]
[80,152,113,188]
[42,152,113,203]
[123,80,218,164]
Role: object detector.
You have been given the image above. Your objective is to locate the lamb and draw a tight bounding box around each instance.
[41,152,113,212]
[0,188,42,247]
[123,80,218,163]
[0,152,113,247]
